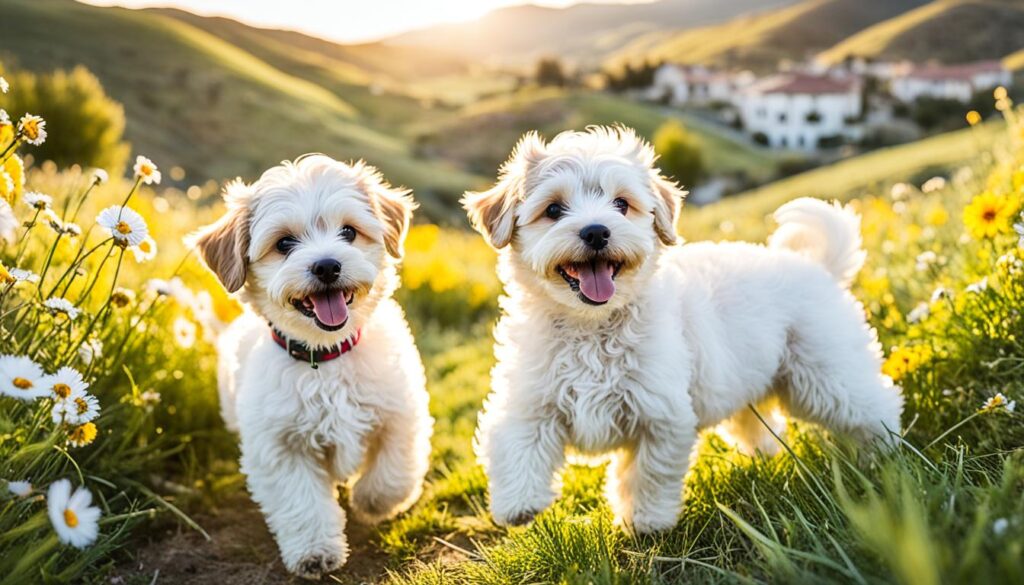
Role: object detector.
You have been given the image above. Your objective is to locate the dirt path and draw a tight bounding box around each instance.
[111,492,393,585]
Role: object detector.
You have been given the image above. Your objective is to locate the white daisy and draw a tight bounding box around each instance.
[44,297,81,320]
[17,113,46,146]
[890,182,911,201]
[966,277,988,295]
[61,222,82,238]
[915,251,937,272]
[0,109,9,126]
[23,191,53,210]
[7,480,32,497]
[146,277,193,303]
[993,518,1009,536]
[1014,221,1024,249]
[132,156,161,185]
[0,199,16,243]
[920,177,946,193]
[78,338,103,366]
[91,169,108,185]
[131,235,158,263]
[10,268,40,283]
[52,387,100,426]
[0,354,49,400]
[0,76,7,94]
[981,392,1016,413]
[96,205,148,247]
[930,286,950,303]
[47,479,101,549]
[173,317,197,349]
[42,366,88,400]
[907,302,930,324]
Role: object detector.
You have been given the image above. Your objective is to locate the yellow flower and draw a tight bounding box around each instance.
[882,345,931,382]
[110,288,135,308]
[994,86,1008,101]
[980,392,1016,413]
[68,422,98,448]
[966,110,981,126]
[925,205,949,226]
[1,155,23,204]
[0,262,12,285]
[963,192,1017,239]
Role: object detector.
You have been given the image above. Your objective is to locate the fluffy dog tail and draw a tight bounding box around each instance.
[768,197,866,288]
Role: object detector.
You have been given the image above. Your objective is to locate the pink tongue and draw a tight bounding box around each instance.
[309,290,349,326]
[577,260,615,303]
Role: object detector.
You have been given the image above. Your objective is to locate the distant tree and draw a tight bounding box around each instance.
[535,57,567,87]
[4,66,128,173]
[653,120,705,186]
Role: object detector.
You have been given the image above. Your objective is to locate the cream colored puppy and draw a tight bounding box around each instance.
[194,155,432,579]
[465,127,902,533]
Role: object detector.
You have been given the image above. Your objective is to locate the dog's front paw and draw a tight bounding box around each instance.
[617,507,679,535]
[284,542,348,580]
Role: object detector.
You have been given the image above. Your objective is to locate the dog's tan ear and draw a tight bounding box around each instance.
[191,181,252,293]
[651,174,687,246]
[462,132,547,249]
[372,184,417,259]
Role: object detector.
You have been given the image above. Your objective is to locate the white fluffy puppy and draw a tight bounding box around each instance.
[465,127,902,534]
[194,155,432,579]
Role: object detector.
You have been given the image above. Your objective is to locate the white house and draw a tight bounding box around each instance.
[890,60,1011,103]
[736,73,862,150]
[647,64,752,106]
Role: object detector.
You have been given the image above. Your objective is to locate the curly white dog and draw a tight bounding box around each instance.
[465,127,903,534]
[194,155,432,579]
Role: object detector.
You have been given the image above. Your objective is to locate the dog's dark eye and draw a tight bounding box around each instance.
[339,225,356,243]
[613,197,629,215]
[545,203,565,220]
[275,235,299,255]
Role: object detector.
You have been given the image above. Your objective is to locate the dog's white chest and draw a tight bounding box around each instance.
[544,323,647,453]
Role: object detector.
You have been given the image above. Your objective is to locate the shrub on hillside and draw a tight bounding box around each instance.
[2,65,129,174]
[653,119,705,186]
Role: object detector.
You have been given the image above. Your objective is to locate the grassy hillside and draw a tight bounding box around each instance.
[612,0,929,71]
[819,0,1024,65]
[684,120,1004,240]
[413,88,780,181]
[0,0,483,221]
[387,0,797,66]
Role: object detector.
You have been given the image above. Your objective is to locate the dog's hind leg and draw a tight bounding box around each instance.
[348,412,432,525]
[717,397,787,457]
[776,322,903,446]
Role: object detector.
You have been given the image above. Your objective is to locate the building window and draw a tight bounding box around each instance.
[778,112,787,123]
[806,111,822,124]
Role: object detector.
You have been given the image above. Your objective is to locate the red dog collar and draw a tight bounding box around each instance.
[271,327,361,369]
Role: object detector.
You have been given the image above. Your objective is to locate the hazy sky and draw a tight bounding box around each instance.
[82,0,646,43]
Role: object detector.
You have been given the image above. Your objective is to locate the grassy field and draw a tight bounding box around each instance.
[4,82,1023,585]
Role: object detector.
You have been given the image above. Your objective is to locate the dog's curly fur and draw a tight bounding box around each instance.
[194,155,432,578]
[465,127,903,533]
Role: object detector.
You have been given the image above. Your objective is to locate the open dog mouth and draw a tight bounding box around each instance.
[557,259,623,305]
[291,289,355,331]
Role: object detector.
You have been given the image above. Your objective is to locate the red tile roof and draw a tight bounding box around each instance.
[905,60,1005,82]
[746,73,859,96]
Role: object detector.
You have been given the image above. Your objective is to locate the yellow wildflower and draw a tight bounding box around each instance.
[68,422,98,448]
[966,110,981,126]
[2,155,23,204]
[963,192,1017,239]
[925,205,949,226]
[882,345,931,382]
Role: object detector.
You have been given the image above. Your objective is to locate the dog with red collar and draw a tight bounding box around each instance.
[193,154,432,579]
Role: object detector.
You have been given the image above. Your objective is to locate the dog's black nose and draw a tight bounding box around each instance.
[311,258,342,284]
[579,224,610,250]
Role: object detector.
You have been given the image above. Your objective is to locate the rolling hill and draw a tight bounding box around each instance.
[0,0,482,221]
[387,0,798,66]
[817,0,1024,65]
[610,0,930,70]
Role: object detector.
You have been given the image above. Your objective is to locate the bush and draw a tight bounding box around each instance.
[535,58,567,88]
[652,120,705,186]
[3,66,129,173]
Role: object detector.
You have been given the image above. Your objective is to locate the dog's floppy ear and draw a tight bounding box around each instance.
[462,132,547,249]
[651,174,686,246]
[191,180,252,293]
[371,182,417,259]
